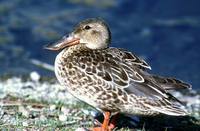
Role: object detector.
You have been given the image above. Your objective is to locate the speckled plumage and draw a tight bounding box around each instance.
[47,18,191,117]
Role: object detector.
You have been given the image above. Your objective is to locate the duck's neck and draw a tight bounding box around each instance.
[58,43,91,59]
[55,44,85,65]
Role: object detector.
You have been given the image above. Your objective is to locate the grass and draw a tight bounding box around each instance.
[0,95,95,130]
[0,97,200,131]
[0,76,200,130]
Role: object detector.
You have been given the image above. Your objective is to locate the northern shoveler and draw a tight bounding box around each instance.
[45,18,191,131]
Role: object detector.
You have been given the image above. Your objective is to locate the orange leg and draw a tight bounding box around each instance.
[92,112,111,131]
[108,113,119,130]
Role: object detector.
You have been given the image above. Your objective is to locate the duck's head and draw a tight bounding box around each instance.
[45,18,111,51]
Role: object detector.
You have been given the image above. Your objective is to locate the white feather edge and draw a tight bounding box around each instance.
[145,104,188,116]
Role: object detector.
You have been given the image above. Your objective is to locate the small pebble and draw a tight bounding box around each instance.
[22,121,28,126]
[82,109,97,117]
[50,105,56,111]
[82,109,89,115]
[59,114,67,121]
[0,92,7,99]
[75,127,88,131]
[91,110,97,117]
[40,115,47,121]
[30,71,40,82]
[18,106,29,118]
[61,106,69,115]
[0,109,4,118]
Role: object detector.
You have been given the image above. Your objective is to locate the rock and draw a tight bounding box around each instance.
[18,106,29,118]
[49,104,56,111]
[30,71,40,82]
[61,106,69,115]
[75,127,88,131]
[59,114,67,121]
[22,121,28,126]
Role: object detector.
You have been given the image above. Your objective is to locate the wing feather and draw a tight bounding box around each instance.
[107,48,151,70]
[152,75,192,90]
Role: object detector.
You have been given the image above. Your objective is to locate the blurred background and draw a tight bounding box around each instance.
[0,0,200,90]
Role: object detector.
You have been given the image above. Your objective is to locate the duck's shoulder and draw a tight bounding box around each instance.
[104,47,151,70]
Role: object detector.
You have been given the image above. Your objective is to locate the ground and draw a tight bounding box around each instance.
[0,72,200,131]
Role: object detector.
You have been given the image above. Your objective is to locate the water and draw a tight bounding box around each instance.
[0,0,200,89]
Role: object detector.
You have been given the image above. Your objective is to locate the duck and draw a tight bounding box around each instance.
[45,18,191,131]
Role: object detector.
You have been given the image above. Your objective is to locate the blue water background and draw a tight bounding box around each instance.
[0,0,199,89]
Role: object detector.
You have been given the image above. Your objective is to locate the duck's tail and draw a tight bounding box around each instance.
[152,75,192,90]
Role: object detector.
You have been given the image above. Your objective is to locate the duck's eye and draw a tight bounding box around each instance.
[84,25,91,30]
